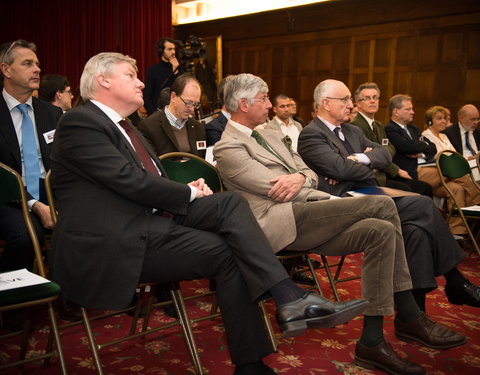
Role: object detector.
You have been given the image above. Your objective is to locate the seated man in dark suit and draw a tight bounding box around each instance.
[214,73,465,375]
[298,79,480,320]
[349,82,432,196]
[384,94,437,180]
[49,52,367,375]
[205,75,232,146]
[0,39,62,273]
[137,73,207,158]
[443,104,480,160]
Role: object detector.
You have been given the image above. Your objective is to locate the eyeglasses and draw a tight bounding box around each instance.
[179,96,201,110]
[324,96,353,104]
[61,90,73,96]
[358,95,380,102]
[246,96,270,104]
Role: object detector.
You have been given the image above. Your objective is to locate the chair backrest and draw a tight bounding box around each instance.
[437,150,472,179]
[159,152,223,193]
[0,162,46,277]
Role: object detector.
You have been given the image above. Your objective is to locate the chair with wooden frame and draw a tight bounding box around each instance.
[437,149,480,256]
[45,170,206,375]
[0,162,67,374]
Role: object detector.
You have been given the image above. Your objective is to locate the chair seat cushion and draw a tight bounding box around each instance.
[0,282,60,307]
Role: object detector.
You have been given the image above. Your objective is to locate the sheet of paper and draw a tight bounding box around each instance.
[0,268,50,291]
[461,205,480,212]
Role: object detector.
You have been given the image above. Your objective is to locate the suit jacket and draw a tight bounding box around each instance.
[50,101,192,309]
[443,122,480,154]
[214,123,329,252]
[0,95,62,200]
[349,113,399,185]
[137,109,206,158]
[384,121,436,179]
[205,112,228,146]
[297,117,391,196]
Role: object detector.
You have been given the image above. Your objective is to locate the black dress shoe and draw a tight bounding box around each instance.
[395,312,466,349]
[445,279,480,307]
[354,340,426,375]
[276,292,368,337]
[292,269,315,285]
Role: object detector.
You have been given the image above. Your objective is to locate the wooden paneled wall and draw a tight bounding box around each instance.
[175,0,480,125]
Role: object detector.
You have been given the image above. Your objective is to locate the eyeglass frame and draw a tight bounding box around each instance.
[324,96,354,104]
[60,89,73,96]
[243,96,271,104]
[358,95,380,102]
[178,95,201,110]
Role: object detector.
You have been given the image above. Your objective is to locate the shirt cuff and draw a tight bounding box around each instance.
[189,186,197,202]
[27,199,37,211]
[355,153,371,165]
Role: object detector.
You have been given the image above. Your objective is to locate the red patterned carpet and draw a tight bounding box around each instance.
[1,252,480,375]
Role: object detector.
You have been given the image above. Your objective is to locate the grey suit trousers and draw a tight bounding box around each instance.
[285,195,412,316]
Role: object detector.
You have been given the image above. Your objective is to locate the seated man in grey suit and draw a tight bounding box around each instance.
[137,73,207,158]
[349,82,432,197]
[214,73,464,375]
[298,78,480,316]
[49,53,367,375]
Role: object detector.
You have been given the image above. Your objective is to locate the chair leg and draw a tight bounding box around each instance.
[304,255,324,297]
[47,302,68,374]
[81,307,104,375]
[259,300,278,352]
[321,256,341,301]
[169,282,204,375]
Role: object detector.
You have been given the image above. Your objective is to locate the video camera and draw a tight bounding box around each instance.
[175,35,207,72]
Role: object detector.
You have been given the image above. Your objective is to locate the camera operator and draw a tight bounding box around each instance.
[143,37,184,115]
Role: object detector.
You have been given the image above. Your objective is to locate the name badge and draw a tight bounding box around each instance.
[196,140,207,150]
[381,138,389,146]
[43,129,55,144]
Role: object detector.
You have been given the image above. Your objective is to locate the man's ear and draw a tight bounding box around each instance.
[0,63,11,79]
[238,98,249,113]
[97,74,110,88]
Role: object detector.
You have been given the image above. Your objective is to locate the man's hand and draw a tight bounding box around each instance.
[467,155,476,161]
[397,169,412,179]
[188,178,213,198]
[364,147,373,153]
[170,55,180,71]
[268,173,306,202]
[406,153,422,159]
[32,201,54,229]
[324,176,338,185]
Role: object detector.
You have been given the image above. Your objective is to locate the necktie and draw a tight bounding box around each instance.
[118,120,160,175]
[465,131,476,155]
[371,121,379,142]
[402,125,412,139]
[251,130,298,174]
[18,104,41,199]
[333,127,355,155]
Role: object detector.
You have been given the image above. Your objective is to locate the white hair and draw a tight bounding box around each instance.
[223,73,268,112]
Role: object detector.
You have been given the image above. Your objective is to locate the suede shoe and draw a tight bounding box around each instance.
[395,312,466,349]
[276,292,368,337]
[354,340,425,375]
[445,279,480,308]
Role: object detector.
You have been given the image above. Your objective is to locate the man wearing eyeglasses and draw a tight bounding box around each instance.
[38,73,74,112]
[349,82,432,196]
[137,73,206,158]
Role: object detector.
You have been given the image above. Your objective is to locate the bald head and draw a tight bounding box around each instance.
[458,104,479,131]
[313,79,353,125]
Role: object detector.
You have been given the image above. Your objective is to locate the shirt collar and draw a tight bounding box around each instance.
[392,120,408,130]
[318,115,340,133]
[3,88,33,112]
[221,109,231,120]
[90,100,123,124]
[229,119,253,137]
[164,105,187,129]
[459,122,470,133]
[359,111,374,126]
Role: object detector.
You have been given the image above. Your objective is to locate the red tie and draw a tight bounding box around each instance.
[118,120,159,175]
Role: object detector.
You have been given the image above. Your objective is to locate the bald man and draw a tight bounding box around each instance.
[444,104,480,160]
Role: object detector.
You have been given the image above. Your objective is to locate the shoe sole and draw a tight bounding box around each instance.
[354,355,426,375]
[395,330,467,349]
[280,300,369,337]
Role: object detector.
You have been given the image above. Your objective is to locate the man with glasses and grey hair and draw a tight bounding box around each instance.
[137,73,206,158]
[0,39,62,274]
[349,82,432,196]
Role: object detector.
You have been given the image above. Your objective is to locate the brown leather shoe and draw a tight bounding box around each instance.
[354,340,426,375]
[395,312,466,349]
[276,292,369,337]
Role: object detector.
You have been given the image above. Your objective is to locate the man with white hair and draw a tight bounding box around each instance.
[49,53,367,375]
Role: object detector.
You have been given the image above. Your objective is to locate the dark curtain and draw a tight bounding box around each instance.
[0,0,172,93]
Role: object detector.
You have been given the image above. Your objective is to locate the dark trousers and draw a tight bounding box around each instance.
[393,195,464,290]
[139,192,288,365]
[387,177,433,197]
[0,203,44,272]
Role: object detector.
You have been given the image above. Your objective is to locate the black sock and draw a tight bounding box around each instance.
[359,315,384,347]
[394,290,423,323]
[411,289,427,312]
[269,278,305,306]
[444,267,466,288]
[234,360,270,375]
